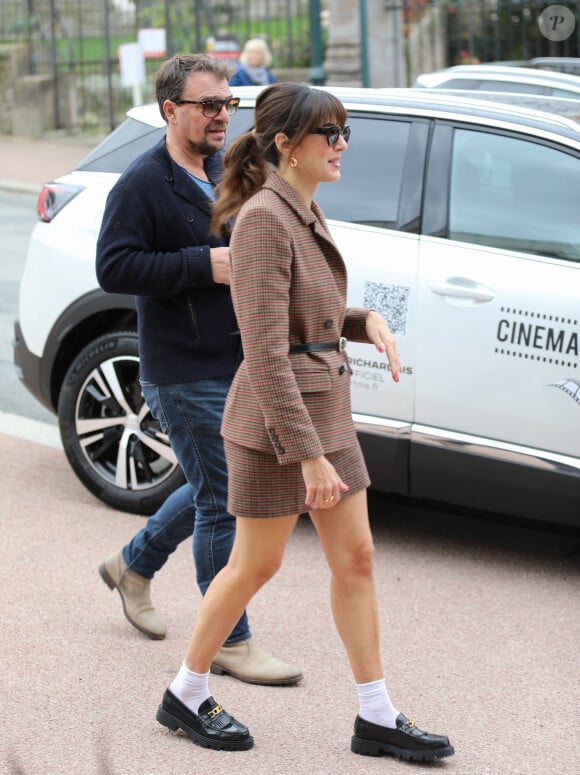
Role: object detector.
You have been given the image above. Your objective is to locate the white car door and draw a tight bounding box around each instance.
[415,124,580,464]
[330,221,418,424]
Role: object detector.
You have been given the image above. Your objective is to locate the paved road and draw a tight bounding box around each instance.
[1,431,579,775]
[1,190,57,425]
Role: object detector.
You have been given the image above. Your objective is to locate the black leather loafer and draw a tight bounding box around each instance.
[156,690,253,751]
[351,713,454,762]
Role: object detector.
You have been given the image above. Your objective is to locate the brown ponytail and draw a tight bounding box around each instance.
[211,132,269,235]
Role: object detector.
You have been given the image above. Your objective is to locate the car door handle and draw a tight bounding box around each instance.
[428,277,495,303]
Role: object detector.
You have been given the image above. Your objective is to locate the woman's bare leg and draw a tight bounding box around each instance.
[184,513,299,672]
[310,489,382,683]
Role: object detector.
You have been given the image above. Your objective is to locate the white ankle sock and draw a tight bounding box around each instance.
[169,663,210,715]
[355,678,399,729]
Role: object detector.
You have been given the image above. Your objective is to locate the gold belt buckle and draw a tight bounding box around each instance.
[338,337,347,351]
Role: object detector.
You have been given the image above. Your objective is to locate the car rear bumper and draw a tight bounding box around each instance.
[13,320,55,414]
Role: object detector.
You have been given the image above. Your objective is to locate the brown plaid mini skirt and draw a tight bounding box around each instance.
[224,440,370,518]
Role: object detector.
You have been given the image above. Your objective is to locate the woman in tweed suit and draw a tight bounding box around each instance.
[156,83,454,762]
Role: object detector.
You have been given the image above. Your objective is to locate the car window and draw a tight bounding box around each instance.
[448,128,580,262]
[74,108,255,174]
[437,78,478,90]
[75,119,165,172]
[438,77,549,95]
[314,115,411,229]
[551,87,580,98]
[473,79,548,94]
[226,107,256,142]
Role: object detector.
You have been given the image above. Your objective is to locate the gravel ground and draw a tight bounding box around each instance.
[1,432,579,775]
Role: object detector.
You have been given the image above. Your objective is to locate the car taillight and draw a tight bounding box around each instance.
[37,183,85,223]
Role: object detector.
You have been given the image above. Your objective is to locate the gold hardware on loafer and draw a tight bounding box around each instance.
[208,704,223,718]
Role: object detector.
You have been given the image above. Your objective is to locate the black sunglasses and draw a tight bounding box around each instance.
[173,97,240,118]
[310,124,351,146]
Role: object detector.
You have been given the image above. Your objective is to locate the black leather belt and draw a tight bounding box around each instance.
[289,337,347,354]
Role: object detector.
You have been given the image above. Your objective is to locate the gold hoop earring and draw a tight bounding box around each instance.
[289,156,298,168]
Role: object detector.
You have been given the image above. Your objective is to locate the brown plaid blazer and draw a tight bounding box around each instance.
[221,171,371,465]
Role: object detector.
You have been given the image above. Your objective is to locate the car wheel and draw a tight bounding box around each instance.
[58,330,185,515]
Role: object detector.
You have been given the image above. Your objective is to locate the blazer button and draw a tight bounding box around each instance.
[186,213,194,222]
[338,365,347,375]
[324,319,333,329]
[165,174,173,182]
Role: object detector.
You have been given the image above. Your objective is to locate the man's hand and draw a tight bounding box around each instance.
[210,247,231,285]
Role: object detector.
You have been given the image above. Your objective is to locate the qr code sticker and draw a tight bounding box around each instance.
[363,282,410,336]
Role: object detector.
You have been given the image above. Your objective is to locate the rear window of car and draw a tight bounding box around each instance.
[74,118,165,173]
[74,109,255,174]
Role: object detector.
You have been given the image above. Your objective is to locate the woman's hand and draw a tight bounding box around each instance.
[302,456,349,510]
[365,310,400,383]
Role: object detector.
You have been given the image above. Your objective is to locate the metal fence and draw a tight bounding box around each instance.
[404,0,580,87]
[0,0,312,132]
[1,1,579,134]
[0,1,312,65]
[418,0,579,68]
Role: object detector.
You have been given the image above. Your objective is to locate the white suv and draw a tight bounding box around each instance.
[414,64,580,99]
[14,87,580,525]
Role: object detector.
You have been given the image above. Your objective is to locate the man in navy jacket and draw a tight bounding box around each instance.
[96,53,301,686]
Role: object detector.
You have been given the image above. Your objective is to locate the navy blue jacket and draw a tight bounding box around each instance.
[96,137,240,384]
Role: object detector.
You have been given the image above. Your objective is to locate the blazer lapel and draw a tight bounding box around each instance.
[310,200,338,249]
[264,172,339,254]
[264,172,347,300]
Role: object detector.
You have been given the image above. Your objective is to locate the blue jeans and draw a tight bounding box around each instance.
[121,376,249,644]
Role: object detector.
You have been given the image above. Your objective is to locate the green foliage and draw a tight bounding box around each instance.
[54,36,135,62]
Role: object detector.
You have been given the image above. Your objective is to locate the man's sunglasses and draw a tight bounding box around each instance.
[173,97,240,118]
[310,124,351,146]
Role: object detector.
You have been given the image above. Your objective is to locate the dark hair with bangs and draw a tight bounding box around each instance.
[211,83,347,234]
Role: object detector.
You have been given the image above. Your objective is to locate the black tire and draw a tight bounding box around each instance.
[58,331,185,515]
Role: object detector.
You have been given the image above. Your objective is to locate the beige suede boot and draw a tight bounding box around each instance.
[211,638,303,685]
[98,550,166,640]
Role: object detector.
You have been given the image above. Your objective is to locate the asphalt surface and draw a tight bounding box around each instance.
[1,133,579,775]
